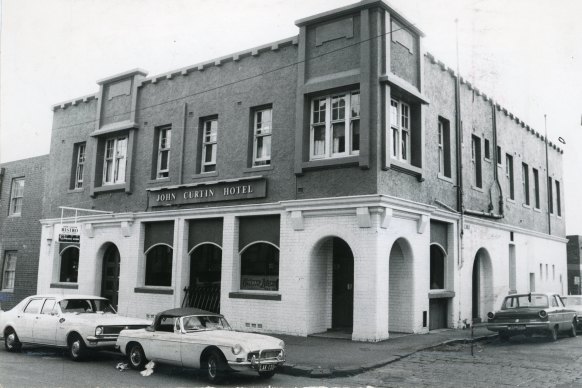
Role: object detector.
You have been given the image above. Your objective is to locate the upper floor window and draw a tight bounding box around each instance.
[201,118,218,173]
[556,180,561,216]
[533,168,540,209]
[522,162,530,206]
[9,177,24,216]
[156,126,171,179]
[390,98,410,162]
[471,135,482,188]
[484,138,491,160]
[72,143,86,189]
[103,136,127,185]
[496,146,502,165]
[506,154,514,200]
[310,91,360,160]
[437,117,451,178]
[548,177,554,214]
[1,251,16,290]
[253,108,272,167]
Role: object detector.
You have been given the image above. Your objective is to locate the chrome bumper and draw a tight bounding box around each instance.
[487,322,551,332]
[85,335,118,347]
[228,350,285,373]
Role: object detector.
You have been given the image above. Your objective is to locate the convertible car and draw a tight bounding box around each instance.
[486,292,577,341]
[0,294,150,360]
[116,308,285,383]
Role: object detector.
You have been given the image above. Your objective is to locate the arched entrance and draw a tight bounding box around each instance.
[101,244,120,309]
[331,238,354,331]
[472,248,493,322]
[186,243,222,313]
[429,244,447,330]
[389,238,414,333]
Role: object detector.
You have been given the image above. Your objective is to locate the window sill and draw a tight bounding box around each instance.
[507,198,515,204]
[134,287,174,295]
[471,185,484,193]
[387,159,423,182]
[0,289,14,293]
[243,165,273,173]
[229,292,281,301]
[533,207,541,213]
[484,158,492,164]
[50,282,79,289]
[302,156,359,171]
[191,171,219,180]
[147,177,171,185]
[428,290,455,299]
[437,173,453,184]
[522,203,531,209]
[67,188,84,194]
[93,184,126,194]
[6,214,22,218]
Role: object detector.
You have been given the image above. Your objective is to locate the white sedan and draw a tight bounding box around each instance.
[0,294,150,360]
[116,308,285,383]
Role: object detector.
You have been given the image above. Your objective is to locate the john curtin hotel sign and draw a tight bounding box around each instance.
[147,176,267,207]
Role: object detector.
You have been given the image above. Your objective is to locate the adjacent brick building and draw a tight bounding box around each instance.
[567,235,581,295]
[0,155,48,310]
[35,0,567,341]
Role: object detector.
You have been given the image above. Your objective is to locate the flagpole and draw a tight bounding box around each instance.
[544,114,551,235]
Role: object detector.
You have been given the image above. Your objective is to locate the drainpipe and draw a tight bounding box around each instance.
[544,114,551,236]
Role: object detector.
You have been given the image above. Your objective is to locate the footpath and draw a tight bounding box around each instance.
[278,326,495,378]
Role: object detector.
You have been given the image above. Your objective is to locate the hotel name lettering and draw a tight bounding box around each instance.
[150,179,266,206]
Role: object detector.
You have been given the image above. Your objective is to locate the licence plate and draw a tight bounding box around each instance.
[508,324,526,330]
[259,364,275,371]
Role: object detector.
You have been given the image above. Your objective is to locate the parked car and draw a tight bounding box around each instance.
[562,295,582,330]
[0,294,150,360]
[486,292,577,341]
[116,307,285,383]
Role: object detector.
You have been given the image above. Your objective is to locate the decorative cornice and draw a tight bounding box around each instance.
[52,94,98,111]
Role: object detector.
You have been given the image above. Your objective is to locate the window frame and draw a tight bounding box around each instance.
[156,126,172,179]
[145,243,174,287]
[239,242,280,292]
[390,98,411,163]
[8,177,24,216]
[201,118,218,173]
[309,90,360,161]
[1,251,17,291]
[102,136,128,185]
[59,246,79,283]
[533,168,540,209]
[506,154,514,200]
[74,143,86,189]
[522,162,530,206]
[548,177,554,214]
[471,135,482,188]
[556,180,561,216]
[252,108,273,167]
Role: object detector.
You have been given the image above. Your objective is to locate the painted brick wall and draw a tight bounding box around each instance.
[0,155,48,309]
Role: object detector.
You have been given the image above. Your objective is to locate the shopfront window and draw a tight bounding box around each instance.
[240,243,279,291]
[59,246,79,283]
[145,244,173,286]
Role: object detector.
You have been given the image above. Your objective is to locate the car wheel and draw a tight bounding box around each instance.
[4,328,22,352]
[128,343,147,370]
[569,321,577,338]
[258,370,276,379]
[205,350,226,383]
[548,326,559,342]
[68,333,86,361]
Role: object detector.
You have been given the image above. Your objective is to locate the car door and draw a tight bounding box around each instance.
[17,298,44,342]
[147,317,181,365]
[180,331,206,368]
[32,298,58,345]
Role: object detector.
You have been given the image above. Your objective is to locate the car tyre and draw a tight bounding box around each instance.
[569,321,577,338]
[548,326,559,342]
[128,343,147,370]
[258,370,276,379]
[4,328,22,352]
[68,333,87,361]
[205,350,226,383]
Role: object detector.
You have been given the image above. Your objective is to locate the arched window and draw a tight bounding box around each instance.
[240,243,279,291]
[145,244,173,286]
[60,247,79,283]
[430,245,445,290]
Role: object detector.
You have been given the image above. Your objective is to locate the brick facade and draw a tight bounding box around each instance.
[35,0,567,341]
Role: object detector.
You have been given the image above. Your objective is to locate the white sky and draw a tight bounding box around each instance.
[1,0,581,233]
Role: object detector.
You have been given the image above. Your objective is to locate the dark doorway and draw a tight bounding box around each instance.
[472,256,481,322]
[184,244,222,313]
[429,299,448,330]
[332,238,354,331]
[101,244,120,309]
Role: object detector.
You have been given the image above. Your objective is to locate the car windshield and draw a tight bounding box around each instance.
[501,294,549,309]
[181,315,231,332]
[59,299,116,314]
[563,297,582,306]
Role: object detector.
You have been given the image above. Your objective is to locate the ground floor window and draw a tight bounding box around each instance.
[430,245,445,290]
[60,247,79,283]
[2,251,17,290]
[145,244,173,286]
[240,243,279,291]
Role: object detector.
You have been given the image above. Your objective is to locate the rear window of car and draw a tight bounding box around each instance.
[502,295,548,309]
[23,299,44,314]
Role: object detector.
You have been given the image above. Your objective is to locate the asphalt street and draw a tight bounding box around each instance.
[1,334,581,387]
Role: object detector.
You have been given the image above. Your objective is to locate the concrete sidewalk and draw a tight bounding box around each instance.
[278,326,495,378]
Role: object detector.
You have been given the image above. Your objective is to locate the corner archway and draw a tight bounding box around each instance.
[100,243,121,310]
[472,248,494,322]
[388,238,414,333]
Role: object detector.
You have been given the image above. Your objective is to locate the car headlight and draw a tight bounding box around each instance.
[278,340,285,349]
[232,343,242,355]
[95,326,103,336]
[539,310,548,319]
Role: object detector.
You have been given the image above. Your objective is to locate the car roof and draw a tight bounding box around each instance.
[504,292,558,298]
[28,294,108,301]
[157,307,222,318]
